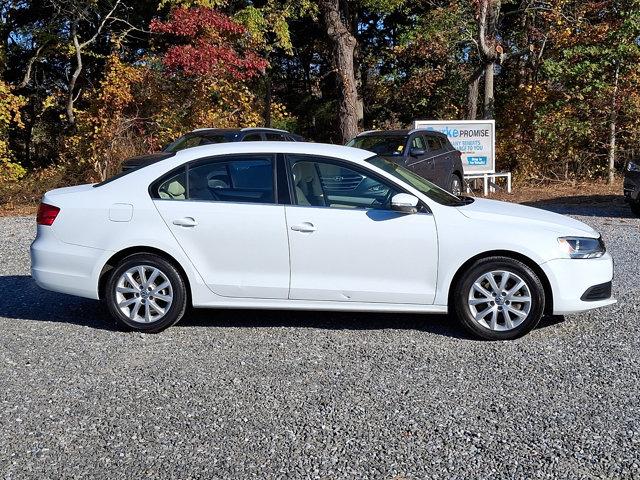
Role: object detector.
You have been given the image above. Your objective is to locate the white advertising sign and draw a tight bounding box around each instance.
[412,120,496,174]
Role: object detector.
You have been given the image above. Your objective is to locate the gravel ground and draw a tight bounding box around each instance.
[1,197,639,479]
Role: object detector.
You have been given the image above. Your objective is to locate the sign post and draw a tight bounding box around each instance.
[412,119,496,175]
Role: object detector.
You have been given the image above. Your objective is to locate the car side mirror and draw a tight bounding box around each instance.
[391,193,419,214]
[410,147,426,157]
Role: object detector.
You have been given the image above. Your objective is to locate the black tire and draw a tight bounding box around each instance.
[105,253,188,333]
[448,173,463,196]
[452,256,545,340]
[631,200,640,217]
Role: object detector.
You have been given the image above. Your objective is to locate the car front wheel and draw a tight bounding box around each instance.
[452,256,545,340]
[105,253,188,333]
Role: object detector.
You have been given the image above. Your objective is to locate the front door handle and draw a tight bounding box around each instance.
[173,217,198,227]
[290,222,317,233]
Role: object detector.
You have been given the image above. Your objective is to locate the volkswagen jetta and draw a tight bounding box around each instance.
[30,143,615,340]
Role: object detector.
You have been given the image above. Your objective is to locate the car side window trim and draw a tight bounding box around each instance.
[149,153,281,206]
[283,153,431,214]
[276,153,293,205]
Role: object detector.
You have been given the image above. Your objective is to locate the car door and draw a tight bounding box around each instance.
[152,154,290,299]
[284,154,438,305]
[425,135,449,186]
[406,134,436,182]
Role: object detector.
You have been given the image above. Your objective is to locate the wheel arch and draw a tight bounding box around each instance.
[447,250,554,315]
[98,246,192,304]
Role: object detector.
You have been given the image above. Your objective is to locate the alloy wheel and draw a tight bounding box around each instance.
[115,265,173,323]
[467,270,532,331]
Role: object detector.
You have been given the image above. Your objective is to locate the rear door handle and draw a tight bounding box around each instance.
[172,217,198,227]
[290,222,317,233]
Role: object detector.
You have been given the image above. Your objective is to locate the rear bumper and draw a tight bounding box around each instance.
[541,254,615,315]
[30,227,107,300]
[624,172,639,201]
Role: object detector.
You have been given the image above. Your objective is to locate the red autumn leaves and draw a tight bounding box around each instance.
[150,7,268,80]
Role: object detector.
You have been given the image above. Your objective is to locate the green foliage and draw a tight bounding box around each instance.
[0,81,26,181]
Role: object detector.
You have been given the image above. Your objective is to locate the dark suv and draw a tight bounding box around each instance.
[122,128,304,172]
[624,161,640,216]
[347,129,464,195]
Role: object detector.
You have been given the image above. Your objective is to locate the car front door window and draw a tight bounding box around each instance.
[411,136,426,151]
[288,155,399,210]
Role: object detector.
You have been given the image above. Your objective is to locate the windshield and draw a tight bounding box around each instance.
[163,133,231,153]
[365,155,470,206]
[347,135,407,157]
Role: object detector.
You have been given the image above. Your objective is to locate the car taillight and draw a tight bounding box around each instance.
[36,203,60,226]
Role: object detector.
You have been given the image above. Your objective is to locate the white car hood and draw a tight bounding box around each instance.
[456,198,598,236]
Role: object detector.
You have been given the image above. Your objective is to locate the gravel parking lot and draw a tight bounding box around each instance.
[1,196,639,479]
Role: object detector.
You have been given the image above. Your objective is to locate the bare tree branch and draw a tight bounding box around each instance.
[65,0,124,126]
[17,42,47,89]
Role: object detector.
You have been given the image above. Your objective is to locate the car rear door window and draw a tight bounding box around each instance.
[188,156,275,204]
[425,136,443,151]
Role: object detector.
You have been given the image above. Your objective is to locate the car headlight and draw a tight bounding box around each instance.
[628,161,640,172]
[558,236,606,259]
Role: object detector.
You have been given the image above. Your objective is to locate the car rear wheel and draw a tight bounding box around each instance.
[452,256,545,340]
[448,174,463,196]
[105,253,188,333]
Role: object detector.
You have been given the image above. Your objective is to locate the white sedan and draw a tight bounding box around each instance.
[30,143,615,339]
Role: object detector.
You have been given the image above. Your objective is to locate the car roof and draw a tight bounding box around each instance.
[190,127,290,134]
[98,141,437,209]
[106,143,377,189]
[357,129,409,136]
[120,143,373,178]
[171,142,372,163]
[356,129,448,139]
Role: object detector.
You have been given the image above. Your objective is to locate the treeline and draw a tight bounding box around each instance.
[1,0,639,192]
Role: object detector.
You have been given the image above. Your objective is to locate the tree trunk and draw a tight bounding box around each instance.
[608,62,620,184]
[319,0,359,143]
[264,75,272,128]
[67,22,83,127]
[477,0,500,120]
[483,62,495,120]
[467,66,484,120]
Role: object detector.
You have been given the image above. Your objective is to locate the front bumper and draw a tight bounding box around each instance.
[540,253,616,315]
[30,226,107,300]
